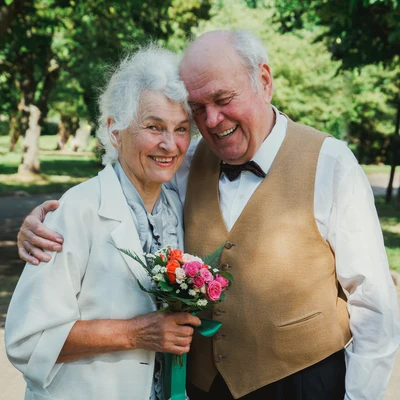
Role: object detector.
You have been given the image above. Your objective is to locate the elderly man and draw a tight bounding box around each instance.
[18,30,399,400]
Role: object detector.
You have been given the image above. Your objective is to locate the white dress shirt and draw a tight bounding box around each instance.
[172,107,400,400]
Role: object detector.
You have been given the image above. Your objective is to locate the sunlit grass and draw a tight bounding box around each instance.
[375,197,400,272]
[0,135,101,195]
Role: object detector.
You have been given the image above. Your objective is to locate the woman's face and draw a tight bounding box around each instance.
[113,92,191,191]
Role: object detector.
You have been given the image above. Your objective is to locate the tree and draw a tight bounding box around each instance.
[0,0,27,41]
[274,0,400,202]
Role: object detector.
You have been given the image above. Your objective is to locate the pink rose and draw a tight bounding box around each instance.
[192,275,205,289]
[183,261,202,277]
[215,274,229,288]
[206,280,222,301]
[200,268,213,282]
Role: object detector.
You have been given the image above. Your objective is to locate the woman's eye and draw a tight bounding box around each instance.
[147,125,159,131]
[176,126,189,133]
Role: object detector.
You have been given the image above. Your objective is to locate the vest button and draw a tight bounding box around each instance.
[214,308,222,316]
[220,263,231,271]
[224,241,235,249]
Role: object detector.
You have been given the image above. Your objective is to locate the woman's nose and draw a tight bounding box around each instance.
[159,132,178,152]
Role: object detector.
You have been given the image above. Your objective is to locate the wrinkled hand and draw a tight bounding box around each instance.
[129,312,201,355]
[18,200,64,265]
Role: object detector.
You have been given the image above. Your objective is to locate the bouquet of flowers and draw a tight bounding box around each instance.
[118,244,233,400]
[119,245,233,313]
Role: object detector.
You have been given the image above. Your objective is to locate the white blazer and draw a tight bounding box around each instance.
[5,164,184,400]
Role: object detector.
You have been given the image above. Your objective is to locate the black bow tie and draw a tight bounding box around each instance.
[220,160,266,181]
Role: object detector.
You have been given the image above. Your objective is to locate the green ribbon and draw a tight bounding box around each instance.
[164,318,222,400]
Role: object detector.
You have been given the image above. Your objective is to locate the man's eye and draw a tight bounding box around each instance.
[216,96,233,106]
[190,104,205,116]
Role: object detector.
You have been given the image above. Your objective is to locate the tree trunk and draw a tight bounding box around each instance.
[8,109,29,151]
[71,119,91,152]
[0,0,27,42]
[18,104,41,175]
[385,98,400,203]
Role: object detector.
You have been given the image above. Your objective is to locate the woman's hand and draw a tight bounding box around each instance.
[128,312,201,355]
[18,200,64,264]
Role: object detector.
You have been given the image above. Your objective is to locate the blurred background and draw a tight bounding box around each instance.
[0,1,399,397]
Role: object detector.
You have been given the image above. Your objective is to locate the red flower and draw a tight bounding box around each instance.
[166,260,180,283]
[168,248,183,262]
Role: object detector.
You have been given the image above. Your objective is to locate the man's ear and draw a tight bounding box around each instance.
[259,63,273,103]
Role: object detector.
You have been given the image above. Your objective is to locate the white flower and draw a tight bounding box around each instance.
[176,279,183,284]
[175,268,186,281]
[182,253,203,263]
[153,273,165,282]
[200,286,206,294]
[146,254,156,259]
[180,283,188,290]
[160,267,167,273]
[213,268,219,273]
[196,299,208,307]
[188,289,197,297]
[151,265,161,274]
[176,289,180,294]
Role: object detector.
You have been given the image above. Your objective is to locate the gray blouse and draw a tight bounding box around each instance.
[114,162,181,252]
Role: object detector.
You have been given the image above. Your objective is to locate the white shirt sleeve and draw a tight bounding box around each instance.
[168,136,200,204]
[325,144,400,400]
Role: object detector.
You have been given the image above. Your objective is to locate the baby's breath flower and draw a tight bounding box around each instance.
[176,289,180,294]
[196,299,208,307]
[180,283,188,290]
[213,268,219,273]
[151,265,161,274]
[160,267,167,273]
[188,289,197,297]
[200,286,206,294]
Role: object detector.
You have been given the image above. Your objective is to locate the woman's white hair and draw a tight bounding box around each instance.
[231,30,269,92]
[97,44,191,165]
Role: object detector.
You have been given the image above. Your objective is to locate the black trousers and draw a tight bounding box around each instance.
[187,350,345,400]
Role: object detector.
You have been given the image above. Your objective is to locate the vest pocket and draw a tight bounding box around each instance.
[276,311,323,329]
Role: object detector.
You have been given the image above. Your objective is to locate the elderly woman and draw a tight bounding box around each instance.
[5,45,200,400]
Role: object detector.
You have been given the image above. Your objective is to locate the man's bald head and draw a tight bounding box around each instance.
[181,30,269,92]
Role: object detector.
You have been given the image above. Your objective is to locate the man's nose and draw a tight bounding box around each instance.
[204,104,223,128]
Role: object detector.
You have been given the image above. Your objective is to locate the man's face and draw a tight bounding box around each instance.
[181,44,273,164]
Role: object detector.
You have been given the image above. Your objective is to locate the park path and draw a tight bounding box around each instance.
[0,174,399,399]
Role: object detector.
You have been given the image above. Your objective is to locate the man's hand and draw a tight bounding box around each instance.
[18,200,64,265]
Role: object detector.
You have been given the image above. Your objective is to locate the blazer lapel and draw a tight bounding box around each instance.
[97,164,152,289]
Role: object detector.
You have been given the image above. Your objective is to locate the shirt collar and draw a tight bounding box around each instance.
[252,106,287,176]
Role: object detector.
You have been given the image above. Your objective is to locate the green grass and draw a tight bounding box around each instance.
[361,164,398,175]
[375,197,400,272]
[0,135,101,195]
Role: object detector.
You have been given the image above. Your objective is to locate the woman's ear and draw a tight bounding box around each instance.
[108,117,120,149]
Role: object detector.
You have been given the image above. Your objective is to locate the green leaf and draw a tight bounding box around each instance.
[219,271,234,282]
[158,281,174,292]
[202,243,225,268]
[5,0,14,6]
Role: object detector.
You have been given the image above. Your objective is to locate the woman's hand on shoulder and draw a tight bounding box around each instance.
[18,200,64,264]
[127,312,201,355]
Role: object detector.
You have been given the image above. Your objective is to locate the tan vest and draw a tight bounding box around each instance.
[184,119,351,398]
